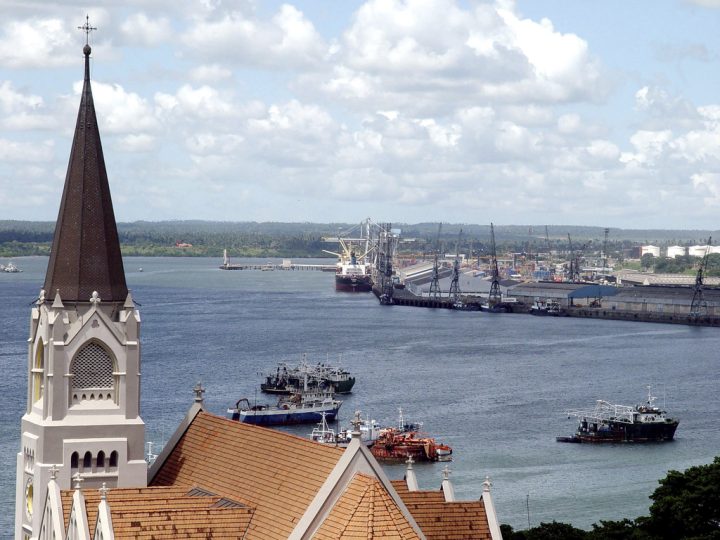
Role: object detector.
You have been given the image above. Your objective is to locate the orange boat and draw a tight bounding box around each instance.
[370,428,452,462]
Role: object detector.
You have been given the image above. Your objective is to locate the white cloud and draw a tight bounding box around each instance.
[0,18,75,68]
[0,138,53,162]
[189,64,233,83]
[120,13,172,46]
[77,80,158,134]
[181,4,326,68]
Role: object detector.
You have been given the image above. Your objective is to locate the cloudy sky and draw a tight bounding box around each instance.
[0,0,719,228]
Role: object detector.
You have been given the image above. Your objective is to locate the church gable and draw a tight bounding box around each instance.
[313,474,421,540]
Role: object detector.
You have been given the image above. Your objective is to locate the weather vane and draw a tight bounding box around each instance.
[78,15,97,46]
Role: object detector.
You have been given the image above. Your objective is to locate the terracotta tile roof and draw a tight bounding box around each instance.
[313,474,421,540]
[151,411,345,540]
[390,481,492,540]
[61,486,252,539]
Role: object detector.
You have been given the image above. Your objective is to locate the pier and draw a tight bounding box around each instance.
[220,260,336,271]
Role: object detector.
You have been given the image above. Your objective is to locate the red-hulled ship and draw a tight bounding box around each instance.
[370,428,452,462]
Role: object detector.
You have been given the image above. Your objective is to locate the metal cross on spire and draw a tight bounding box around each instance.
[78,14,97,45]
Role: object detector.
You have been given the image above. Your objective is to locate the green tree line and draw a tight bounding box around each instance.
[501,456,720,540]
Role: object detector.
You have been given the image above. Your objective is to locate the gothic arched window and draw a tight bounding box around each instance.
[83,452,92,470]
[97,451,105,469]
[32,340,45,403]
[69,341,117,405]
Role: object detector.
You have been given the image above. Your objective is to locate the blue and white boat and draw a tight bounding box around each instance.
[228,389,342,426]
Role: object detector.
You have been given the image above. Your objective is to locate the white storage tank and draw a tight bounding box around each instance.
[641,245,660,257]
[689,245,711,258]
[666,245,685,258]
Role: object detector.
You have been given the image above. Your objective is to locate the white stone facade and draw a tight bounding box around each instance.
[15,291,146,539]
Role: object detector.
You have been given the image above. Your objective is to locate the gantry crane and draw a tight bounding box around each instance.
[690,237,712,319]
[488,223,501,306]
[448,229,462,302]
[429,223,442,299]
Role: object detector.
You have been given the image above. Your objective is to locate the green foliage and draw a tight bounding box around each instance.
[501,521,588,540]
[638,456,720,540]
[502,457,720,540]
[641,253,655,270]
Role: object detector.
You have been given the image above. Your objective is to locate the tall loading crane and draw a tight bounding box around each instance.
[690,237,712,319]
[429,223,442,299]
[448,229,463,302]
[488,223,501,306]
[567,234,581,283]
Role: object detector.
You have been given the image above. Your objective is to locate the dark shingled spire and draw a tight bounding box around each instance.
[43,41,127,303]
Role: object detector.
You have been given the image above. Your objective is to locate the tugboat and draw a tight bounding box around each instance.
[557,387,679,443]
[227,388,342,426]
[261,355,355,395]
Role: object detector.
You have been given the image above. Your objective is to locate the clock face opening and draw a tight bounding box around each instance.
[25,477,33,519]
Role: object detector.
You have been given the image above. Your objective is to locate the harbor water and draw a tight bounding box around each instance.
[1,256,719,532]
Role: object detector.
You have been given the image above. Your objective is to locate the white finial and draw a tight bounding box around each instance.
[442,465,451,481]
[405,455,419,491]
[73,472,84,490]
[351,410,362,438]
[99,482,109,501]
[483,475,492,492]
[49,464,60,481]
[442,465,456,502]
[38,289,46,304]
[90,291,101,305]
[193,382,205,404]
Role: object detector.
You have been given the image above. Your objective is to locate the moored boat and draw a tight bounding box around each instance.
[369,409,451,462]
[261,355,355,394]
[529,300,562,316]
[227,389,342,426]
[370,429,453,462]
[557,387,679,443]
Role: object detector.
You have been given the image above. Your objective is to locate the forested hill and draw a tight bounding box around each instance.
[0,220,717,258]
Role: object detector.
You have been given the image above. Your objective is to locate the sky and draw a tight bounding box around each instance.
[0,0,719,229]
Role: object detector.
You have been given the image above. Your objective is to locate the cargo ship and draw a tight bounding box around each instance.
[557,387,679,443]
[323,224,375,292]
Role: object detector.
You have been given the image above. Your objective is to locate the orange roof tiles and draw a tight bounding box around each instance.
[151,411,344,540]
[390,481,492,540]
[314,474,421,540]
[61,485,253,539]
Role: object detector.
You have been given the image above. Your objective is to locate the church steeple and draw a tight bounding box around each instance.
[17,28,146,539]
[44,26,127,303]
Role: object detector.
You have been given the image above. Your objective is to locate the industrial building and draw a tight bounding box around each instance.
[603,285,720,316]
[508,282,619,308]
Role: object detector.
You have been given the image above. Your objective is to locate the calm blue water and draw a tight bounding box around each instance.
[1,256,719,532]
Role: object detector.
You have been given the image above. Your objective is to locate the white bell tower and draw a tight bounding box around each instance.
[15,24,146,539]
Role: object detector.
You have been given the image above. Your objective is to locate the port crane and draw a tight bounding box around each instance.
[377,223,398,305]
[488,223,501,307]
[690,237,712,319]
[567,234,581,283]
[448,229,462,302]
[602,227,610,276]
[429,223,442,299]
